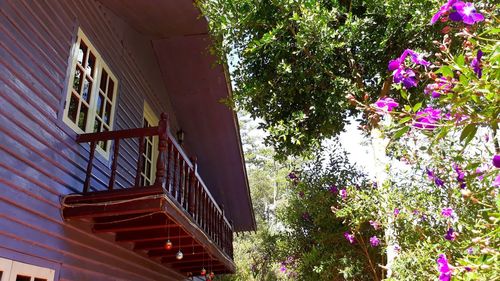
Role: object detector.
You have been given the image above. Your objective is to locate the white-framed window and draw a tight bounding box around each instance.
[0,257,55,281]
[140,102,159,186]
[63,28,118,158]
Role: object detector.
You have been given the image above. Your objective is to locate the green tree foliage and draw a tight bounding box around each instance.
[197,0,440,157]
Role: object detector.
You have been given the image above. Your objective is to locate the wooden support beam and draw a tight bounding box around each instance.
[92,215,175,233]
[115,228,190,242]
[62,197,163,219]
[133,239,200,251]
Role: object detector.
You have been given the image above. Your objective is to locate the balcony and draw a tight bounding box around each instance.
[61,113,235,276]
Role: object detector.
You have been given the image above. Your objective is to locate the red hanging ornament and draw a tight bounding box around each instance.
[164,240,173,250]
[200,268,206,276]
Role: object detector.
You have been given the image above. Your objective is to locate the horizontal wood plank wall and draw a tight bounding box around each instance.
[0,0,183,280]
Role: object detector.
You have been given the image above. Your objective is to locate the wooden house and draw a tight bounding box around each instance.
[0,0,255,280]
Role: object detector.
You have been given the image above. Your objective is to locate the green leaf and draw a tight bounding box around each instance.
[459,74,469,87]
[392,126,410,140]
[456,55,465,67]
[398,116,412,125]
[413,102,422,112]
[436,66,454,78]
[460,124,477,143]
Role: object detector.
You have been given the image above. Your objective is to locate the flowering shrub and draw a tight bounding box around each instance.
[362,1,499,279]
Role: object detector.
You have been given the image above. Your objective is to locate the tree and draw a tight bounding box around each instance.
[198,0,440,157]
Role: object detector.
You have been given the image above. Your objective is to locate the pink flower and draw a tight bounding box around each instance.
[374,97,399,112]
[339,189,347,200]
[441,207,454,218]
[344,232,355,244]
[492,155,500,169]
[437,254,452,281]
[493,174,500,187]
[394,208,400,217]
[414,107,441,130]
[369,236,380,247]
[369,220,381,230]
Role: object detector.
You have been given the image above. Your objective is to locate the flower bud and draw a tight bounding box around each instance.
[460,189,472,198]
[441,26,451,34]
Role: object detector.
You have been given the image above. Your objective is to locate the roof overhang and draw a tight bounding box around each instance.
[98,0,255,231]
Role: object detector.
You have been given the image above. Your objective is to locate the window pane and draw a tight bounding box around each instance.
[81,78,92,103]
[87,52,96,76]
[107,79,114,101]
[34,279,48,281]
[103,102,111,125]
[68,93,79,123]
[97,94,104,116]
[99,70,108,92]
[145,160,151,178]
[78,104,88,130]
[100,127,109,151]
[16,275,31,281]
[93,118,102,133]
[72,68,82,92]
[77,41,87,65]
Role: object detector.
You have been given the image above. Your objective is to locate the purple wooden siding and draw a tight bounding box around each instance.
[0,0,185,280]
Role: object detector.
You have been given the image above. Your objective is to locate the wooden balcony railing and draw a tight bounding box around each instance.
[76,113,234,259]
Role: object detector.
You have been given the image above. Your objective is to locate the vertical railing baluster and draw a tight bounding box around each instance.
[188,158,197,216]
[178,159,185,204]
[83,141,97,193]
[134,136,145,187]
[154,113,169,187]
[166,141,173,192]
[172,150,179,198]
[183,162,189,208]
[108,138,120,190]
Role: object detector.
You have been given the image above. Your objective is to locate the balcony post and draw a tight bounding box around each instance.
[188,157,197,215]
[154,113,169,187]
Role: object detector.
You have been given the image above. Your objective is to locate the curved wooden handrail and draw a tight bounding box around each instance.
[77,112,233,256]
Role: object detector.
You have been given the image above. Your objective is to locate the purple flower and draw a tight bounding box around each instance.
[393,244,401,252]
[470,50,483,78]
[393,67,418,88]
[374,97,399,112]
[388,58,402,71]
[492,155,500,168]
[465,266,472,272]
[369,220,381,230]
[430,0,458,24]
[302,212,311,221]
[437,254,452,281]
[426,168,435,180]
[406,49,430,67]
[450,2,485,25]
[424,78,453,98]
[467,247,474,254]
[453,164,465,182]
[414,107,441,130]
[441,207,454,218]
[369,236,380,247]
[288,172,298,180]
[329,185,338,194]
[298,191,305,198]
[280,264,287,273]
[340,189,347,200]
[435,177,445,187]
[493,174,500,187]
[394,208,400,217]
[445,227,457,241]
[344,232,355,244]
